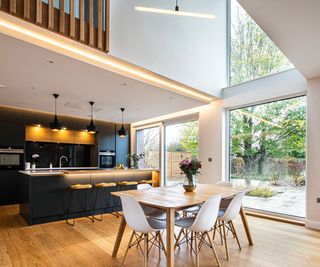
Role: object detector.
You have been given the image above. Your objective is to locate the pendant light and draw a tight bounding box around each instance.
[86,101,97,134]
[50,93,62,131]
[118,108,126,138]
[135,0,216,20]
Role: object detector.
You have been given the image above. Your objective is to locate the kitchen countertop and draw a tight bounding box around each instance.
[20,168,159,176]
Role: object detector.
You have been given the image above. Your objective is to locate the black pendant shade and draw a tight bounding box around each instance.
[86,101,97,134]
[118,108,126,138]
[50,94,62,131]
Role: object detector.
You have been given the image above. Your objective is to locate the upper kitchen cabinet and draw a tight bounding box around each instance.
[115,124,130,167]
[0,107,24,147]
[96,121,116,151]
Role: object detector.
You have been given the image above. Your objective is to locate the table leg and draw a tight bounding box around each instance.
[166,208,175,267]
[239,206,253,245]
[112,215,127,257]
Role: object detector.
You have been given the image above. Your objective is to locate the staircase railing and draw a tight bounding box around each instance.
[0,0,109,52]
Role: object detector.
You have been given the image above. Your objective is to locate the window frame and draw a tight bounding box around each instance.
[226,93,307,182]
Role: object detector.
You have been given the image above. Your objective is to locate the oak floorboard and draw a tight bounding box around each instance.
[0,205,319,267]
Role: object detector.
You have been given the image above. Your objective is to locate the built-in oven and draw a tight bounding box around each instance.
[0,147,24,170]
[99,151,116,168]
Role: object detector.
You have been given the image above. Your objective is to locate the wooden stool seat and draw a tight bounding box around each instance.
[70,184,93,190]
[118,181,138,186]
[95,182,117,188]
[139,179,153,184]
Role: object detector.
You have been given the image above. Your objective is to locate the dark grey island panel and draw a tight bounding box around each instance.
[19,169,159,225]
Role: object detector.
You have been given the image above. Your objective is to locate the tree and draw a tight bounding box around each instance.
[230,0,292,85]
[180,121,199,158]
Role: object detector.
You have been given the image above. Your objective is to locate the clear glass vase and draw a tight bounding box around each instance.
[183,174,197,192]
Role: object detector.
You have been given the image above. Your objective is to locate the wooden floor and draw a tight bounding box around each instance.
[0,205,320,267]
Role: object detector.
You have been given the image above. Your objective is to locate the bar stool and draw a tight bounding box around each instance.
[93,182,117,221]
[66,183,94,226]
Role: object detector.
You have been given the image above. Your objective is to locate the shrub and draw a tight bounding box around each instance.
[246,187,277,198]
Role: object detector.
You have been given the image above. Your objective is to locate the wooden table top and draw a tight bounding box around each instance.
[112,183,240,210]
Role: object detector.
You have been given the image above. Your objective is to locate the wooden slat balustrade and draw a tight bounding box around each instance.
[0,0,109,52]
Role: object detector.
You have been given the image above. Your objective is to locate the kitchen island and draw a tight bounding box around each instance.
[19,168,160,225]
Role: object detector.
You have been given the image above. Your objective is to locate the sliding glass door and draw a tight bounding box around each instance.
[136,127,160,169]
[165,121,199,185]
[229,96,306,217]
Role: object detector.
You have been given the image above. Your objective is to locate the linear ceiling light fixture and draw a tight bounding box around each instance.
[135,0,216,20]
[0,18,213,103]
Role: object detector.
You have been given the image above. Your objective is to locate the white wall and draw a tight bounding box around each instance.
[109,0,227,95]
[306,77,320,230]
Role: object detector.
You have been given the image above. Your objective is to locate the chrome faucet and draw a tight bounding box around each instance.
[59,156,68,168]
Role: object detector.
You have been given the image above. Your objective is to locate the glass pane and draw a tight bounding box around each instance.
[229,96,306,217]
[229,0,293,86]
[165,121,199,185]
[136,127,160,169]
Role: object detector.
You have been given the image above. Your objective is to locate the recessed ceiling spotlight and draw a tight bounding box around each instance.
[31,86,36,90]
[0,84,6,88]
[134,109,139,111]
[48,60,55,64]
[121,83,128,86]
[169,96,173,100]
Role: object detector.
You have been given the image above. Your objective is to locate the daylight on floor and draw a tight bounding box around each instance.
[0,0,319,266]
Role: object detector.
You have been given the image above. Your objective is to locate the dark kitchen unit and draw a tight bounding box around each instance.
[0,105,131,206]
[26,142,92,168]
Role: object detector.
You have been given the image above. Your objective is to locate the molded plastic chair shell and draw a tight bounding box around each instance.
[120,194,159,233]
[216,181,233,187]
[137,183,152,190]
[188,194,222,233]
[218,191,245,221]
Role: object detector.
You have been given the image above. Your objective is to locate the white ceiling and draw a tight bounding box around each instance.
[238,0,320,80]
[0,33,206,123]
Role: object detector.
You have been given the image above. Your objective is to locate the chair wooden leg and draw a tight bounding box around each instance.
[206,232,221,267]
[222,222,229,260]
[174,228,184,249]
[230,221,242,251]
[157,232,161,259]
[194,232,199,267]
[218,221,223,245]
[121,231,135,266]
[213,220,218,241]
[144,233,148,267]
[158,232,167,257]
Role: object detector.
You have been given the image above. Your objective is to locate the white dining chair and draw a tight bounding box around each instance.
[215,191,245,260]
[138,183,179,220]
[120,194,167,267]
[216,181,233,187]
[175,195,222,267]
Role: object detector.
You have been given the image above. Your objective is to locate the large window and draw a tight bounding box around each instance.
[165,121,199,185]
[229,0,293,85]
[136,127,160,169]
[229,96,306,217]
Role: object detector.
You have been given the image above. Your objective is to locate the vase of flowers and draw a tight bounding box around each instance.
[179,159,201,192]
[127,153,145,169]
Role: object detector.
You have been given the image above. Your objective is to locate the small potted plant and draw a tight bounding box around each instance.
[179,159,201,192]
[127,153,145,169]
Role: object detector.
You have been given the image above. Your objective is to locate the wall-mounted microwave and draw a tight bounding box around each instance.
[0,148,24,170]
